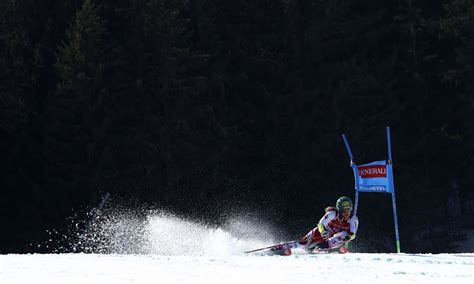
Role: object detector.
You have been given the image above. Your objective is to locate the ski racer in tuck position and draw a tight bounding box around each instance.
[272,196,359,255]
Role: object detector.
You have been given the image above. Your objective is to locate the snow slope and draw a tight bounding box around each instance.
[1,211,472,283]
[1,253,472,283]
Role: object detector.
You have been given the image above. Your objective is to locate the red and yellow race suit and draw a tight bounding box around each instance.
[299,209,359,249]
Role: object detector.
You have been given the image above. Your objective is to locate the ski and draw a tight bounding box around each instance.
[245,241,350,255]
[310,244,349,254]
[244,241,298,254]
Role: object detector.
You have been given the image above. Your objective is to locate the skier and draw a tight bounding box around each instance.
[271,196,359,255]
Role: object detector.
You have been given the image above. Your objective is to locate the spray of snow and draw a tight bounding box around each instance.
[73,209,279,255]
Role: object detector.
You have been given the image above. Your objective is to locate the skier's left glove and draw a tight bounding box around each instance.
[343,233,356,242]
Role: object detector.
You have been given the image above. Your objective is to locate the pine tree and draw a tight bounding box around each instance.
[0,1,46,252]
[46,0,108,208]
[440,0,474,221]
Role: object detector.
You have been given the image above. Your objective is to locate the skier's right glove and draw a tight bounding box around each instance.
[321,230,330,240]
[317,223,330,240]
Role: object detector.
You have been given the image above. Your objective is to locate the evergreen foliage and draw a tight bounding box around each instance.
[0,0,473,253]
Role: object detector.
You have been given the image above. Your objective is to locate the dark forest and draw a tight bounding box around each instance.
[1,0,473,254]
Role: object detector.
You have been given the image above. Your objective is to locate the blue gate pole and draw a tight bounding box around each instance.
[342,134,354,162]
[354,190,360,216]
[342,134,359,215]
[387,127,401,253]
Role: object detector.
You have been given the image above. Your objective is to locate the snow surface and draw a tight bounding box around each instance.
[1,211,473,283]
[1,253,472,283]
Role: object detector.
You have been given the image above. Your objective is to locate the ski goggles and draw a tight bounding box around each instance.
[340,206,353,212]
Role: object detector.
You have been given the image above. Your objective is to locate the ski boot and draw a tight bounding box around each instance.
[269,244,292,256]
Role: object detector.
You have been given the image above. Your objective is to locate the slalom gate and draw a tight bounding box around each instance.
[342,127,401,253]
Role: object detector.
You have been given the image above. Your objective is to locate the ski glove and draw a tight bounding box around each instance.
[321,230,330,240]
[343,233,356,242]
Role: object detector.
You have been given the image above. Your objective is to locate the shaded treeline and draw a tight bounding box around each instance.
[1,0,473,253]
